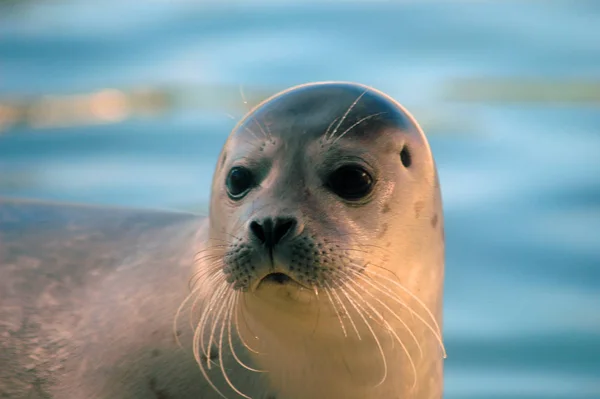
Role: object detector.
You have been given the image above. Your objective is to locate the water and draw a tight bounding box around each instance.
[1,1,599,397]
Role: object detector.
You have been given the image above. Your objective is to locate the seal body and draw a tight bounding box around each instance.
[0,82,445,399]
[0,199,270,398]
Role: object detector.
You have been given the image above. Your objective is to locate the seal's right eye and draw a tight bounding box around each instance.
[326,165,374,202]
[226,166,255,199]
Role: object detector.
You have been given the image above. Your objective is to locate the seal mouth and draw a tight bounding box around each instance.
[254,271,311,293]
[261,272,292,285]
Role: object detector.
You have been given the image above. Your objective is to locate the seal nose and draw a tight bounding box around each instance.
[249,217,297,249]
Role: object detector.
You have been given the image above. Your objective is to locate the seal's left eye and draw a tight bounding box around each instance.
[327,165,374,201]
[226,166,255,199]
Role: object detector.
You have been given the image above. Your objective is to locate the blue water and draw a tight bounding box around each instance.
[1,1,599,397]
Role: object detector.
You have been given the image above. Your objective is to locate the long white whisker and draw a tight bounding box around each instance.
[218,293,252,399]
[227,294,266,373]
[173,284,203,349]
[345,274,423,358]
[234,293,261,354]
[353,271,446,358]
[331,112,385,145]
[322,284,347,337]
[192,292,229,399]
[328,90,368,142]
[325,281,361,339]
[368,269,443,338]
[346,280,419,390]
[340,287,388,387]
[324,116,340,141]
[199,283,229,360]
[206,286,231,370]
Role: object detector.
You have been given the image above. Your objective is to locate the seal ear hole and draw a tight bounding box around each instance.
[400,146,412,168]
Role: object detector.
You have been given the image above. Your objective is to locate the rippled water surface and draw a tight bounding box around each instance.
[1,1,599,398]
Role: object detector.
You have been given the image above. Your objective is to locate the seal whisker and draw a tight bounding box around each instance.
[352,271,446,358]
[190,272,220,330]
[366,269,443,338]
[343,272,423,358]
[322,283,348,337]
[340,287,388,387]
[340,280,387,328]
[206,284,233,369]
[323,116,340,141]
[311,285,323,336]
[194,247,227,260]
[220,231,245,243]
[331,112,386,145]
[227,294,266,372]
[189,265,226,319]
[343,278,419,389]
[325,281,361,339]
[234,293,261,354]
[219,292,253,399]
[197,282,229,360]
[252,118,272,141]
[173,283,205,349]
[239,125,262,142]
[193,329,230,399]
[189,261,224,290]
[191,255,225,278]
[207,236,237,244]
[327,90,368,142]
[192,285,230,399]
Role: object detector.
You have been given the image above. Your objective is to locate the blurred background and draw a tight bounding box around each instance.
[1,0,599,397]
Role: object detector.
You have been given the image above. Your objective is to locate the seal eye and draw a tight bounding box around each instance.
[226,166,255,199]
[327,165,374,201]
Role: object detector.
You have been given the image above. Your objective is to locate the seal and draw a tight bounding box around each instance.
[0,81,445,399]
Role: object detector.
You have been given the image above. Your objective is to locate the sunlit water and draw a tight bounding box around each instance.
[1,1,599,398]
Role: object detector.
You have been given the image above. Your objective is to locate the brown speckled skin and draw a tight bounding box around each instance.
[0,198,270,399]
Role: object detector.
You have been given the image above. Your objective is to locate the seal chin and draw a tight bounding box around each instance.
[253,272,315,305]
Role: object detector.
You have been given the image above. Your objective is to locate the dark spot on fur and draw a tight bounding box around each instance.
[200,346,219,362]
[414,201,424,218]
[382,203,391,213]
[431,214,438,228]
[378,223,388,238]
[151,349,161,358]
[148,377,170,399]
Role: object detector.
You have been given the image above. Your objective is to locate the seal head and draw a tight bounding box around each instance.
[198,82,445,399]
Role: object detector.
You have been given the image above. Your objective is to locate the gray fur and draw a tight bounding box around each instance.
[0,198,270,398]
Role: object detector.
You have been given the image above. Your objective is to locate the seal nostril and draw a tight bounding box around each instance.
[249,217,297,248]
[249,221,266,243]
[273,218,296,245]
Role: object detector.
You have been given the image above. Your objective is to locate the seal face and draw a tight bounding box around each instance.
[193,82,446,399]
[216,83,419,293]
